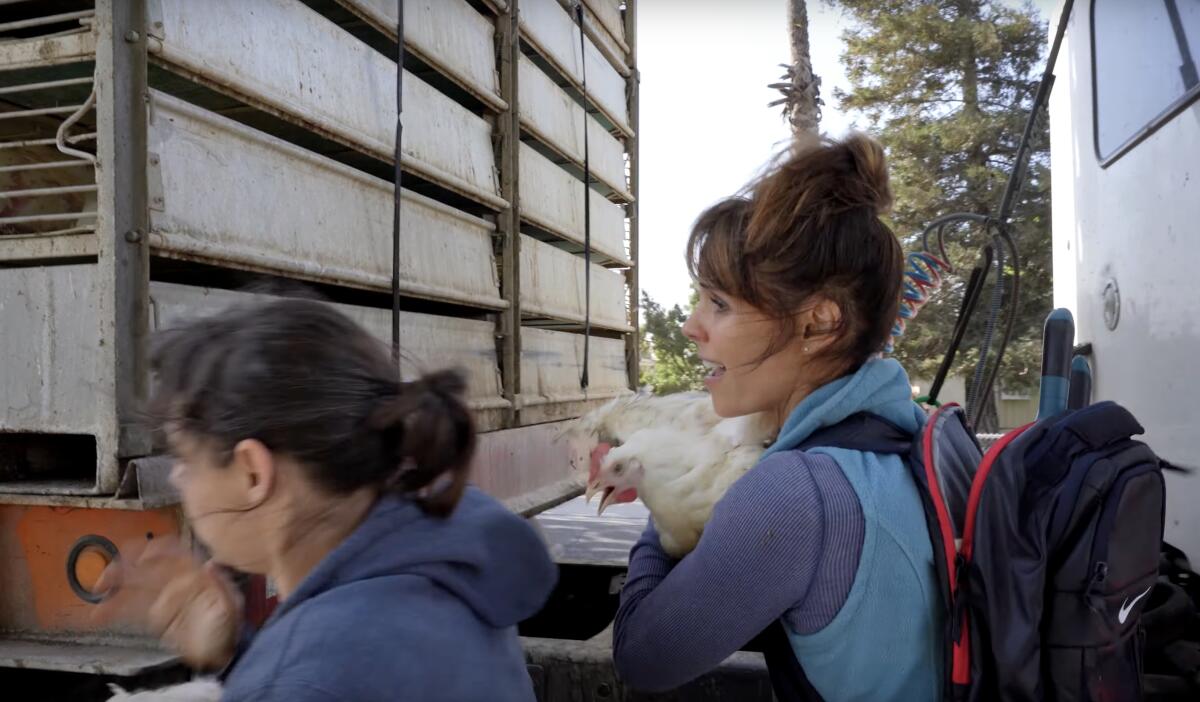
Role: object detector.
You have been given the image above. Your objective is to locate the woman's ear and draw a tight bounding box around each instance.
[800,296,843,348]
[230,439,276,509]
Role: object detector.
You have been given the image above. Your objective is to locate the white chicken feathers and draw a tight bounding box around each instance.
[563,392,719,454]
[567,391,774,558]
[601,428,767,557]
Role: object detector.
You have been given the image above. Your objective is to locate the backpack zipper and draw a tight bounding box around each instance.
[1086,561,1109,613]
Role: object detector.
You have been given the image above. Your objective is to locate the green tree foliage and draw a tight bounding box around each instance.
[638,290,707,394]
[833,0,1053,407]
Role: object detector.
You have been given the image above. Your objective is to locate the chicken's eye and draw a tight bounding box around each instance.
[613,463,625,475]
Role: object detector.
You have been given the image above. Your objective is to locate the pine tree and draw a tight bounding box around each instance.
[834,0,1053,424]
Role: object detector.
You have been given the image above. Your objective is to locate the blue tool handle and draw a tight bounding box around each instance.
[1038,308,1075,418]
[1068,354,1092,410]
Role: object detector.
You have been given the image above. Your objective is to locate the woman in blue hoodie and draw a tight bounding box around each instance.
[95,297,556,701]
[612,133,942,701]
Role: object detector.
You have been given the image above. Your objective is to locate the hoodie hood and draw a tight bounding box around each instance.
[761,357,925,462]
[268,486,557,629]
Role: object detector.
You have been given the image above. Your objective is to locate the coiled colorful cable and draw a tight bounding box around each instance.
[884,251,952,353]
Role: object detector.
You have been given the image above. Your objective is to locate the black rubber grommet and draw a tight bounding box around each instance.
[66,534,119,604]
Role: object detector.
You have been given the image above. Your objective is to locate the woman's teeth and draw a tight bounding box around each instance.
[702,360,726,377]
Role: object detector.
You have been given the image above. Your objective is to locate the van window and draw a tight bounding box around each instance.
[1093,0,1200,163]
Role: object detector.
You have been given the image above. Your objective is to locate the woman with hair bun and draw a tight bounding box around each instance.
[612,134,941,701]
[94,297,556,702]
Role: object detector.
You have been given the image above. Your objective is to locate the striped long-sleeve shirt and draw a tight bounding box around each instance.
[611,449,865,693]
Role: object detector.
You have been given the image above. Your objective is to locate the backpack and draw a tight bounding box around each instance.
[1141,542,1200,700]
[757,401,1169,702]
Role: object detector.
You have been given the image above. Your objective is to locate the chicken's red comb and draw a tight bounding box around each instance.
[588,442,612,483]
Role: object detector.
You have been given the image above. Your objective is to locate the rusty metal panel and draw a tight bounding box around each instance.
[146,93,503,310]
[578,1,629,75]
[0,263,114,496]
[582,0,627,53]
[147,283,510,431]
[519,143,628,265]
[583,21,627,78]
[519,327,630,424]
[518,53,630,201]
[0,233,97,261]
[334,0,504,111]
[519,0,631,135]
[471,421,582,515]
[0,264,110,439]
[146,0,503,208]
[520,236,631,332]
[0,32,95,72]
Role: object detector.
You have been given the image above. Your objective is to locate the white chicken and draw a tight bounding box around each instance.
[593,428,768,557]
[563,391,774,557]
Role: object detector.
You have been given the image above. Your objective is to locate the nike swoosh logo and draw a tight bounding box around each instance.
[1118,584,1154,624]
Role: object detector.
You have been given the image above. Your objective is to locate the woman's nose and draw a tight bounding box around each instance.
[682,312,704,343]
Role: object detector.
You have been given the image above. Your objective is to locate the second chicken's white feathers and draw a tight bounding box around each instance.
[562,392,728,470]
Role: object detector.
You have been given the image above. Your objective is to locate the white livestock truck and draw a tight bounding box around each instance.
[1,0,1198,700]
[0,0,640,692]
[1048,0,1199,563]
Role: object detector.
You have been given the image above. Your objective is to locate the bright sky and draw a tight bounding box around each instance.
[635,0,1058,312]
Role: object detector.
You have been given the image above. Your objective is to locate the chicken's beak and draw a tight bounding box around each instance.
[597,487,617,515]
[584,480,599,504]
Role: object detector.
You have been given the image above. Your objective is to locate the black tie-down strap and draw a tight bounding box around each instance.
[391,0,406,368]
[574,2,592,390]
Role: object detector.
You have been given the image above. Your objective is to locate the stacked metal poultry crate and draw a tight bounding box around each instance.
[0,0,638,677]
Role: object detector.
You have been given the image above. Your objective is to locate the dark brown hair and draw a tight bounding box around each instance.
[147,297,475,517]
[686,132,904,375]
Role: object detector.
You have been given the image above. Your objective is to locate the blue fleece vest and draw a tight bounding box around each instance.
[760,359,943,701]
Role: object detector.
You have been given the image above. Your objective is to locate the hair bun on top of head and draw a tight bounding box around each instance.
[751,132,894,232]
[835,132,893,216]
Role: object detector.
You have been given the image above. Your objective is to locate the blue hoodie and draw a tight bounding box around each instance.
[220,487,557,702]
